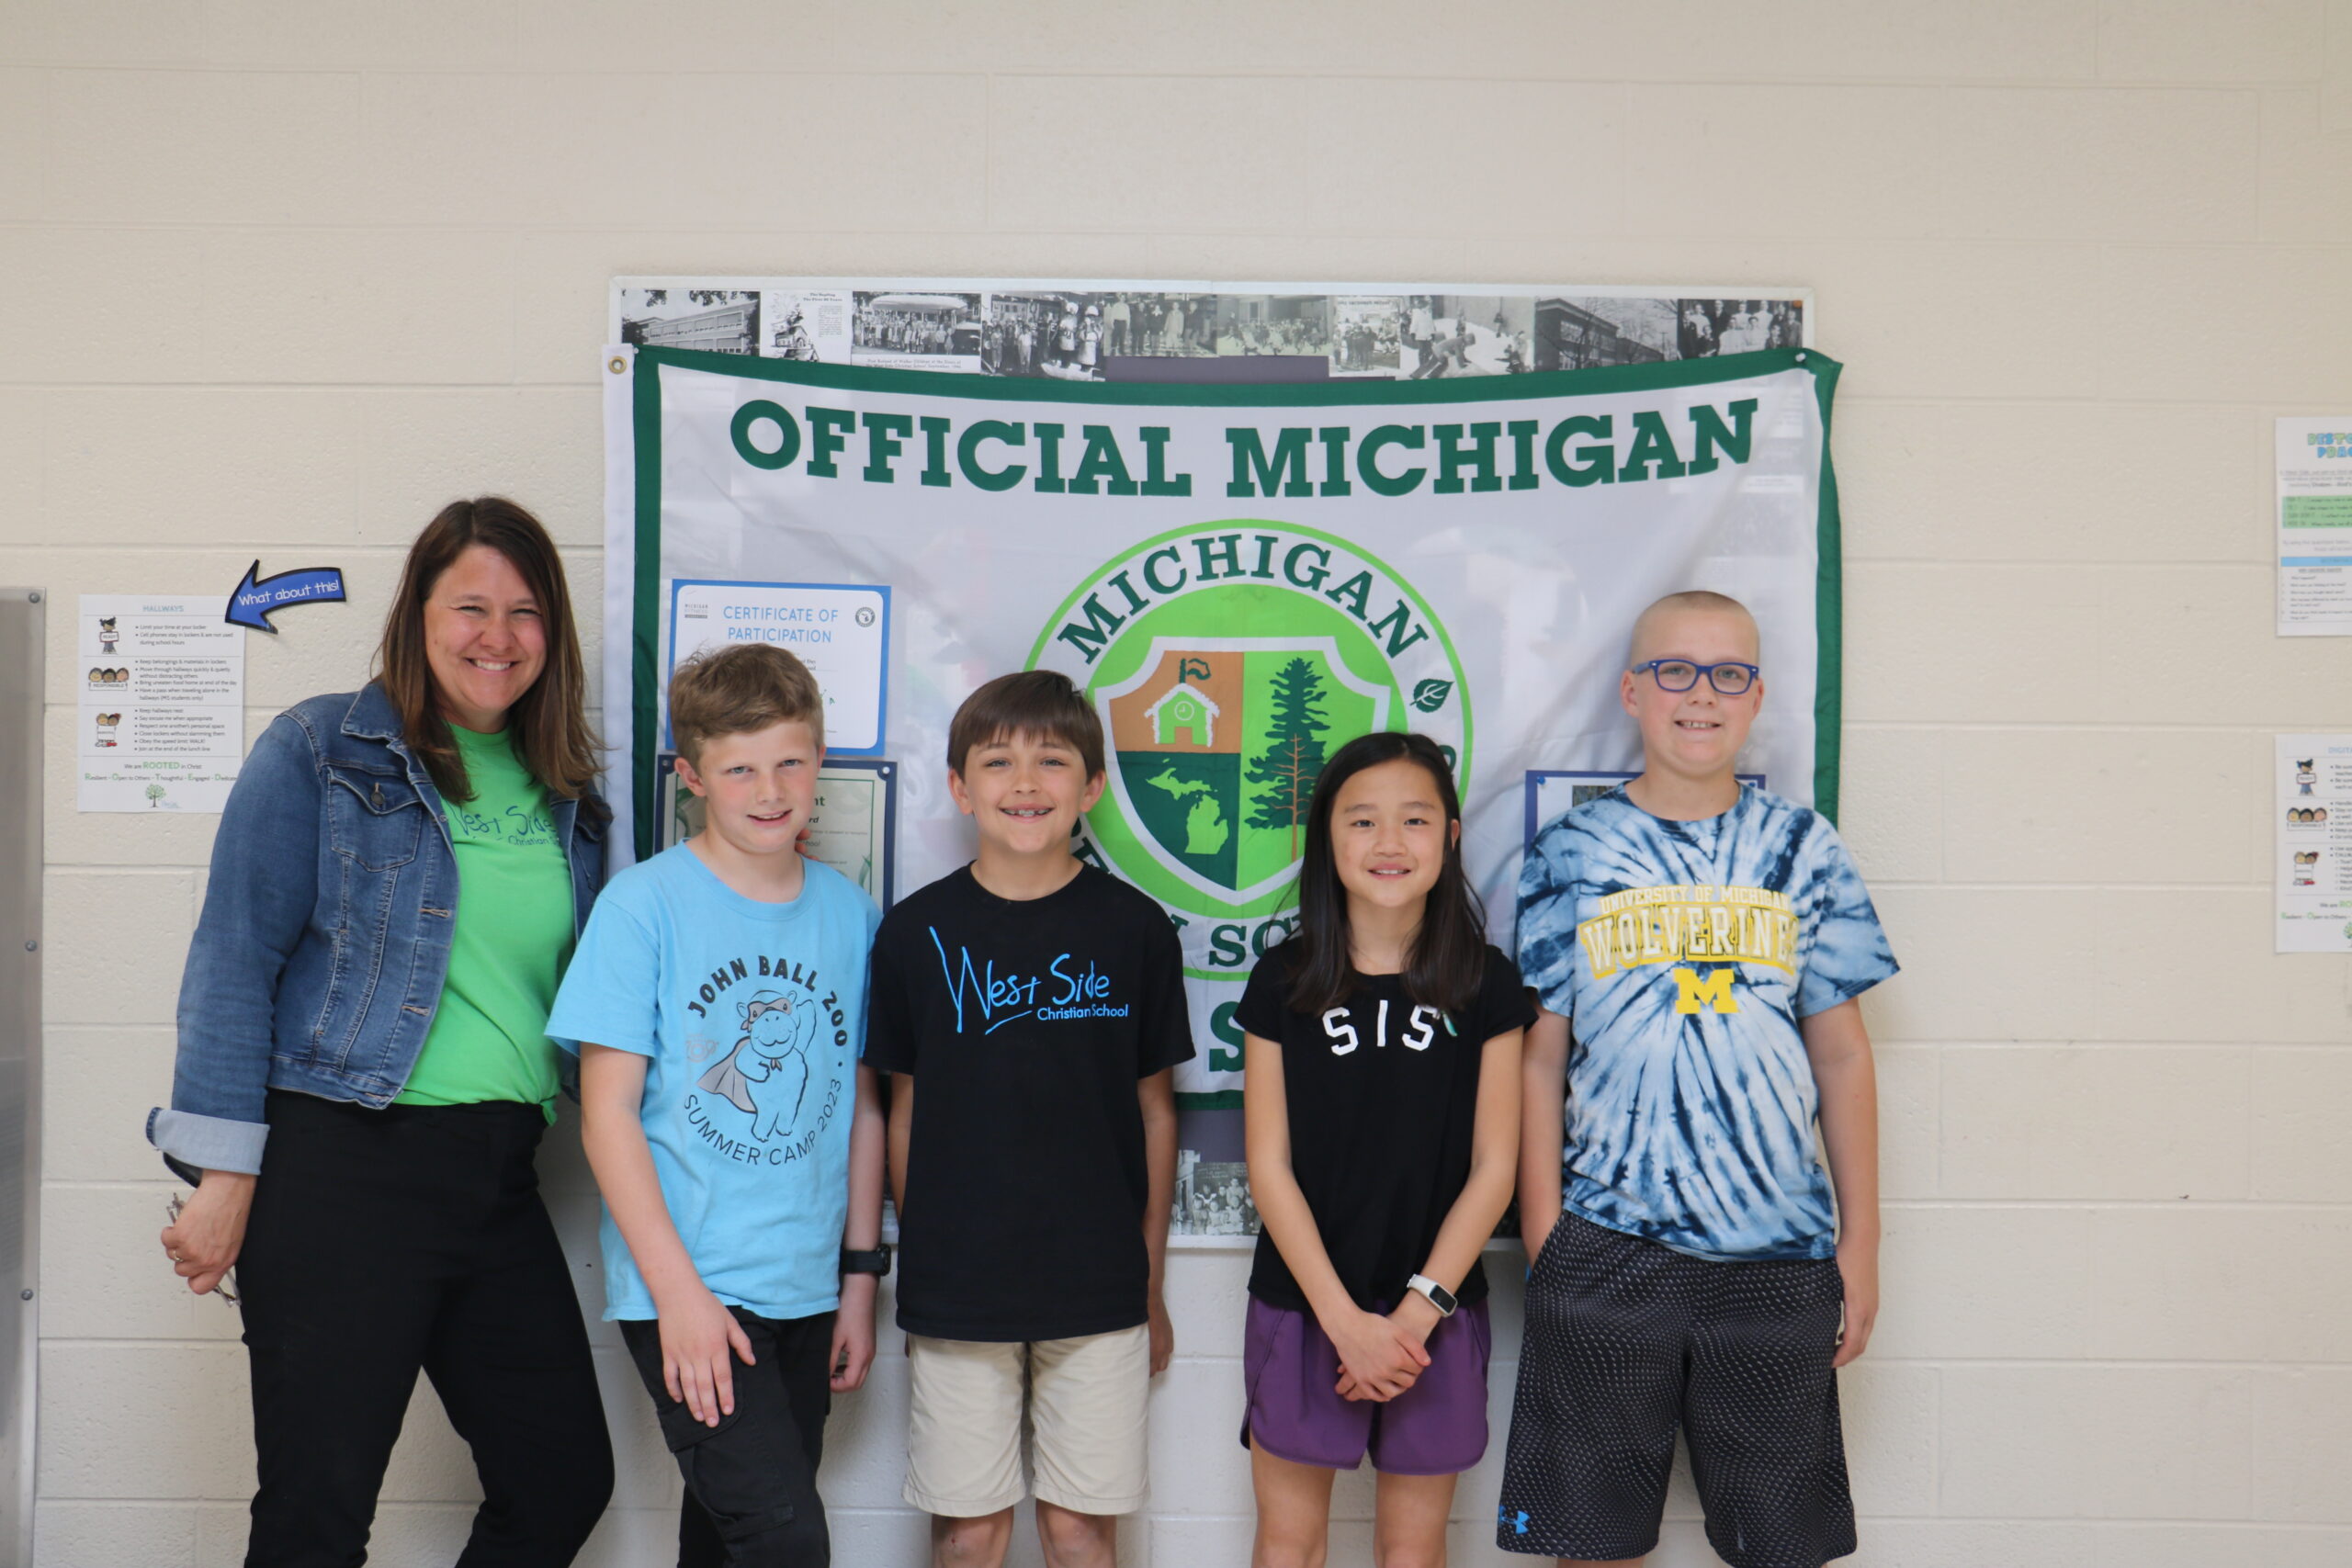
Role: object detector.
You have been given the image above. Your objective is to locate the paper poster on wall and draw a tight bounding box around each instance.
[669,581,890,755]
[2277,735,2352,953]
[76,593,244,812]
[657,754,899,908]
[852,290,983,373]
[2276,417,2352,636]
[616,288,763,354]
[761,289,851,362]
[1402,295,1533,378]
[612,276,1814,381]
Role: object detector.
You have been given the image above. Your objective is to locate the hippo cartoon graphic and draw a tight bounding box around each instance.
[696,989,818,1142]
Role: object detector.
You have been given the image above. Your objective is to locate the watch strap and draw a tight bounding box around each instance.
[1407,1272,1457,1316]
[840,1245,892,1278]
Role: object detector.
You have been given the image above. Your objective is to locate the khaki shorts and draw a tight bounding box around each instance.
[904,1325,1150,1517]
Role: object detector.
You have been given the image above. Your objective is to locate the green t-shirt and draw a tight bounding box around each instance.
[397,724,573,1112]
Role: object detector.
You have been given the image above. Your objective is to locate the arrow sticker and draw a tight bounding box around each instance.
[225,560,346,634]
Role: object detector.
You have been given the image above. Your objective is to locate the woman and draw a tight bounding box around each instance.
[152,498,616,1566]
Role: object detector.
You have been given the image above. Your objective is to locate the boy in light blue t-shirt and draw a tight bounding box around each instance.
[548,643,886,1568]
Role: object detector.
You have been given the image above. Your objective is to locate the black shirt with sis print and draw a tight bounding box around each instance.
[1237,943,1533,1315]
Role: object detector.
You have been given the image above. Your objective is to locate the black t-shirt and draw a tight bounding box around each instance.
[1238,943,1534,1314]
[865,863,1194,1341]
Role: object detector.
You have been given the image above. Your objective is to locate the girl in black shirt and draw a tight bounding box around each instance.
[1238,731,1532,1565]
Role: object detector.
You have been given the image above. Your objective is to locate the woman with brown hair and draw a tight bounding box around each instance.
[151,498,616,1566]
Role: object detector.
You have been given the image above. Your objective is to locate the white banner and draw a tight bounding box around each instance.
[605,345,1844,1111]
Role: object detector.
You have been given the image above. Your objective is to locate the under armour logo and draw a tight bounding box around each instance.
[1498,1507,1530,1536]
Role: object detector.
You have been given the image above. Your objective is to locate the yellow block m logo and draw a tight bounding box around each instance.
[1672,965,1739,1015]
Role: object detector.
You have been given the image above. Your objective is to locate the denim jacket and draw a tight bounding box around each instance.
[146,683,609,1177]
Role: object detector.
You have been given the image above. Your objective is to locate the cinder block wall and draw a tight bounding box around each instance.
[7,4,2351,1563]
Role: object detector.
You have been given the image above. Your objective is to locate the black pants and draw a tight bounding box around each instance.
[236,1091,615,1568]
[619,1308,834,1568]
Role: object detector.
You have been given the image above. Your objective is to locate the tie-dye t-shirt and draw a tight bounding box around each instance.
[1516,784,1897,1261]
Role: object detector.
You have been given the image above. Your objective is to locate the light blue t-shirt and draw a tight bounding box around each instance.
[548,843,881,1321]
[1516,784,1898,1262]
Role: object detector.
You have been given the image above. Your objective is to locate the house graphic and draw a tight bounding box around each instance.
[1143,679,1221,749]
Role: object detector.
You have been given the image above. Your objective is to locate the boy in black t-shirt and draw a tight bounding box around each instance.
[866,671,1193,1568]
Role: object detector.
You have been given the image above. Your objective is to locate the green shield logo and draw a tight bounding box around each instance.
[1031,522,1470,978]
[1101,637,1388,901]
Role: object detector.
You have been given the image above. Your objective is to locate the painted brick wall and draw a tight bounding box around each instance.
[6,3,2351,1563]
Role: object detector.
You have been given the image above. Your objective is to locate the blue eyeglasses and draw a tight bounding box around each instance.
[1630,659,1759,695]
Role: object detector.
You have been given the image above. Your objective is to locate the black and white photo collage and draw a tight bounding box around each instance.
[614,282,1808,381]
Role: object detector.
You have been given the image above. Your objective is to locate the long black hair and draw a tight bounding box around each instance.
[1282,730,1488,1016]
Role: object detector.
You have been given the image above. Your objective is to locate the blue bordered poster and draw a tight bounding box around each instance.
[1523,769,1767,847]
[668,579,891,755]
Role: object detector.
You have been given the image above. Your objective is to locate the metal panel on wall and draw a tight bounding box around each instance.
[0,588,42,1567]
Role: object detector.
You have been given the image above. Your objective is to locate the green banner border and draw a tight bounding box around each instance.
[627,344,1847,859]
[631,355,664,861]
[1808,352,1844,825]
[637,341,1829,408]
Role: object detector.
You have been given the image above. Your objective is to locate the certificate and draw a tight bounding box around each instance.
[669,580,891,753]
[806,758,898,908]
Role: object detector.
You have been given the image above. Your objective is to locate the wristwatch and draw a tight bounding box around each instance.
[1407,1273,1457,1317]
[841,1244,893,1278]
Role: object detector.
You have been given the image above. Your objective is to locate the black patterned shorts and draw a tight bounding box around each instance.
[1496,1213,1855,1568]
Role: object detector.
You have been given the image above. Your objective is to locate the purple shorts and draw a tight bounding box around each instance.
[1239,1294,1493,1475]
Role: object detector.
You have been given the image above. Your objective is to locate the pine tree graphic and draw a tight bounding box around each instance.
[1245,658,1331,860]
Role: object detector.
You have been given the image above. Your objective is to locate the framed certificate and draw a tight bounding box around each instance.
[656,752,899,909]
[806,757,898,908]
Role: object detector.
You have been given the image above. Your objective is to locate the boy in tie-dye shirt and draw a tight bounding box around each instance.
[1498,590,1897,1568]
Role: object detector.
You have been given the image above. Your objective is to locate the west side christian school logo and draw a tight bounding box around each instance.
[1031,522,1468,976]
